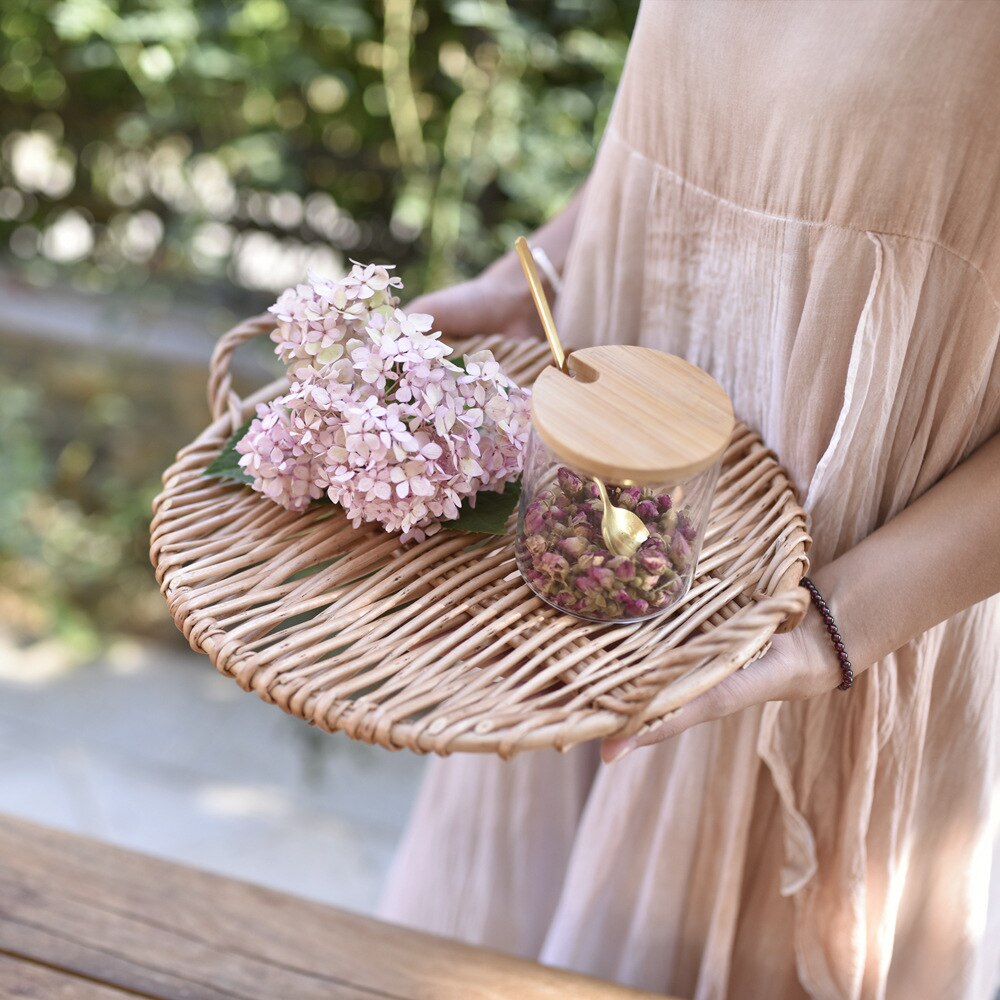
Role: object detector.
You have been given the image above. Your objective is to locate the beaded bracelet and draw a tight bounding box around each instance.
[800,576,854,691]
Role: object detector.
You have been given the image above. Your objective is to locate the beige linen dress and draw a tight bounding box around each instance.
[379,3,1000,997]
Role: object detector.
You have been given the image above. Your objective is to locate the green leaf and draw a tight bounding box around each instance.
[442,478,521,535]
[204,417,255,484]
[448,354,468,372]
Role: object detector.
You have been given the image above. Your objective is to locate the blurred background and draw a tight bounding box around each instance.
[0,0,637,912]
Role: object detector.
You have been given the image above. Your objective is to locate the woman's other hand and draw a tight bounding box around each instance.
[407,186,585,343]
[601,605,845,764]
[405,257,545,342]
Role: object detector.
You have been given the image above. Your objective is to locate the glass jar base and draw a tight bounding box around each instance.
[518,562,690,625]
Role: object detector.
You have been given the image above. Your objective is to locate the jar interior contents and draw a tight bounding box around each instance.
[516,466,698,622]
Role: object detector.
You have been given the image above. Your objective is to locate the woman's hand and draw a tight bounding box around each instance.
[601,607,844,763]
[406,187,585,343]
[406,258,545,343]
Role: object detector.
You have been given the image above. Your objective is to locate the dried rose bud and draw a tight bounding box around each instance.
[556,466,585,498]
[635,499,659,523]
[589,566,616,589]
[623,595,650,618]
[577,551,607,571]
[575,574,600,593]
[609,557,636,581]
[524,534,547,556]
[615,486,642,511]
[558,535,589,559]
[524,506,546,535]
[539,551,570,576]
[670,532,692,565]
[637,548,670,574]
[639,533,667,554]
[522,535,548,557]
[656,493,673,512]
[677,510,697,541]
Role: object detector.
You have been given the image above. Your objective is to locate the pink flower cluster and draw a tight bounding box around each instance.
[236,264,531,541]
[268,263,404,369]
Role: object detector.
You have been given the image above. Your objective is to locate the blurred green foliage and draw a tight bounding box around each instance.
[0,365,171,649]
[0,0,638,307]
[0,0,638,648]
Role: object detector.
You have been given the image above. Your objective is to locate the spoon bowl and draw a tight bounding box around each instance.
[593,478,650,558]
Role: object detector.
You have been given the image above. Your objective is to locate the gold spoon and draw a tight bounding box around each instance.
[514,237,649,558]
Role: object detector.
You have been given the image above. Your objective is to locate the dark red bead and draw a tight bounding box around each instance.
[802,576,853,691]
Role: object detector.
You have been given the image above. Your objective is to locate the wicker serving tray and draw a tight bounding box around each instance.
[151,316,811,757]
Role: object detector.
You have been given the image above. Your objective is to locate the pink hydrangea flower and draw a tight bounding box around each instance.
[237,264,531,540]
[268,262,403,368]
[235,394,328,512]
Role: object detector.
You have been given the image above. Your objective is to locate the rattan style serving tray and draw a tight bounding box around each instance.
[150,315,811,757]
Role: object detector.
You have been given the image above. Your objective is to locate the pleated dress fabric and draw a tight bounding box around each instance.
[378,3,1000,997]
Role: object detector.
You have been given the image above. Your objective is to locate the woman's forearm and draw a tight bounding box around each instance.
[484,184,586,286]
[814,430,1000,670]
[402,184,586,338]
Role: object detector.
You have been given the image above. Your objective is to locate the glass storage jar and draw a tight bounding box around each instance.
[516,345,733,624]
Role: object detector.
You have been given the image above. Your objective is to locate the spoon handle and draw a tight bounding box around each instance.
[593,477,611,508]
[515,236,565,371]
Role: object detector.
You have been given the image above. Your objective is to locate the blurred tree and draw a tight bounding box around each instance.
[0,364,175,648]
[0,0,638,649]
[0,0,639,308]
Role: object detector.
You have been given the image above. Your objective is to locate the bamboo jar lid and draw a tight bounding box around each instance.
[530,345,734,486]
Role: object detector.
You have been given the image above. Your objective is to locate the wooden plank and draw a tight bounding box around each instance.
[0,952,140,999]
[0,815,667,1000]
[0,866,391,1000]
[0,912,295,1000]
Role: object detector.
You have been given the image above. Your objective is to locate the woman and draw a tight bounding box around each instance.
[380,3,1000,997]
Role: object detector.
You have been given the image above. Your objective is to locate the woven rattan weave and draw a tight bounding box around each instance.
[151,315,811,756]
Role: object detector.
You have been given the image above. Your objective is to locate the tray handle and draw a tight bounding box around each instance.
[207,313,276,431]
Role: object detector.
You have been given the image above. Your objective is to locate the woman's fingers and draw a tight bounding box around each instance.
[407,275,543,342]
[599,612,844,764]
[407,278,510,339]
[600,648,796,764]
